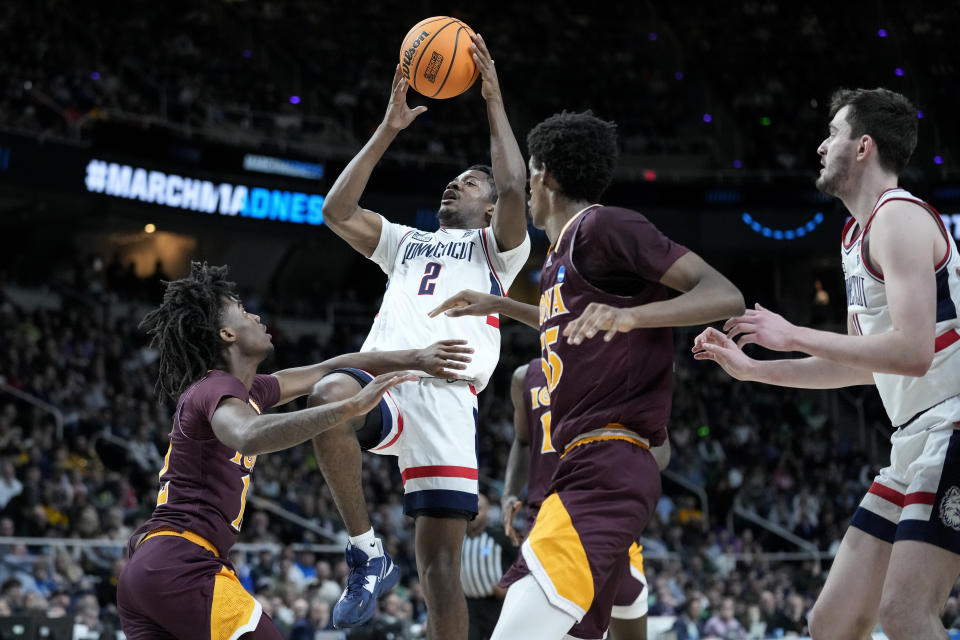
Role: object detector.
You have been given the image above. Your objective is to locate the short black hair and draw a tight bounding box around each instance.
[466,164,497,203]
[526,111,618,202]
[139,262,237,400]
[829,88,918,175]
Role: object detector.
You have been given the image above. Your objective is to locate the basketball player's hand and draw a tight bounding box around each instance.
[348,372,418,415]
[428,289,501,318]
[724,303,797,351]
[470,34,501,103]
[383,65,427,131]
[564,303,635,345]
[501,495,523,545]
[416,339,474,379]
[692,327,757,381]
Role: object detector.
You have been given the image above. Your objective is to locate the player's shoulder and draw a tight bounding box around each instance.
[184,371,247,408]
[574,206,654,245]
[582,205,651,229]
[175,371,247,439]
[523,359,546,386]
[250,374,280,411]
[380,219,423,242]
[592,204,645,217]
[870,193,940,236]
[199,369,244,388]
[511,363,529,386]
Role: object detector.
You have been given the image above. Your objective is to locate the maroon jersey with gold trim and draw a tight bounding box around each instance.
[522,359,557,508]
[537,205,687,452]
[129,370,280,556]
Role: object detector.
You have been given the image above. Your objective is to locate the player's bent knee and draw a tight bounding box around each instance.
[308,372,385,448]
[308,373,361,407]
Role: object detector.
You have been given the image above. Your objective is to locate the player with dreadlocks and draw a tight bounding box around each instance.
[116,261,474,640]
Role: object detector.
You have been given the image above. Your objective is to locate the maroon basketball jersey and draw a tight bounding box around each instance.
[130,370,280,556]
[538,205,687,452]
[523,359,557,508]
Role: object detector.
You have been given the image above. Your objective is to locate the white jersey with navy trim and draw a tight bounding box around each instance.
[841,188,960,426]
[362,216,531,391]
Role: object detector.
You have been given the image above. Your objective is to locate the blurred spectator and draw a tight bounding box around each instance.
[672,591,705,640]
[703,597,746,639]
[288,599,330,640]
[812,279,831,326]
[0,461,22,510]
[768,593,807,637]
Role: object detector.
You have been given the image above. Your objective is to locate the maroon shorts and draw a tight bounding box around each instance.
[117,531,281,640]
[500,438,659,640]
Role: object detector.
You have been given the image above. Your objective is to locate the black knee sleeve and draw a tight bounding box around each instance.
[323,368,385,451]
[355,403,384,451]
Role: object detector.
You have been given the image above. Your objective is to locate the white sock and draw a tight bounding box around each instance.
[348,528,382,558]
[491,574,578,640]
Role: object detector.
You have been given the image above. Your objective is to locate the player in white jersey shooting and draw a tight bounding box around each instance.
[694,87,960,640]
[309,34,530,639]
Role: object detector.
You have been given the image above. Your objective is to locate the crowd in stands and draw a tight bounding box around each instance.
[1,1,956,173]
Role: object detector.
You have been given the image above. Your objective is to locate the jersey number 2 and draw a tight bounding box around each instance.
[418,262,442,295]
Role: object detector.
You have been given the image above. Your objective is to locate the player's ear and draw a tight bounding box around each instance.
[858,135,872,161]
[219,326,237,344]
[542,169,562,193]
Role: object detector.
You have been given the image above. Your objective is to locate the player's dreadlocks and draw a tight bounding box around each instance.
[139,262,238,400]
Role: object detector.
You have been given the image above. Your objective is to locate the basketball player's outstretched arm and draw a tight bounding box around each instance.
[428,290,539,328]
[692,326,876,388]
[320,66,427,257]
[271,339,474,405]
[471,34,527,251]
[564,252,745,344]
[721,201,939,377]
[502,364,531,545]
[211,372,417,456]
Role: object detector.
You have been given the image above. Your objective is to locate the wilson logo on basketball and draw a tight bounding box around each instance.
[398,16,479,99]
[401,31,429,78]
[424,52,444,83]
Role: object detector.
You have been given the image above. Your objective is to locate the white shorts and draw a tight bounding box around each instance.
[851,395,960,553]
[336,369,480,516]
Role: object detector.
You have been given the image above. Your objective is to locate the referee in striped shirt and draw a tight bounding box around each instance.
[460,494,518,640]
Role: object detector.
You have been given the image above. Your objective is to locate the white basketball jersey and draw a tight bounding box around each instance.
[841,188,960,426]
[362,216,531,391]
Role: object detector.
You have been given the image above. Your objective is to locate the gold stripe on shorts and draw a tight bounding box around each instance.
[628,542,645,576]
[527,493,594,612]
[211,566,261,640]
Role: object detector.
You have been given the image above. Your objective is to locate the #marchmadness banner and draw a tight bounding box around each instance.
[83,159,325,226]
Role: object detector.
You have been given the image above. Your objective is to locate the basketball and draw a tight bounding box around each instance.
[399,16,479,99]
